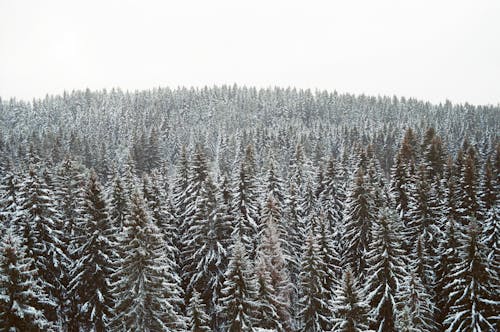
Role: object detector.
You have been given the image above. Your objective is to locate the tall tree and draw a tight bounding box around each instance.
[68,172,115,332]
[112,190,184,331]
[0,232,53,331]
[331,267,371,332]
[365,208,406,332]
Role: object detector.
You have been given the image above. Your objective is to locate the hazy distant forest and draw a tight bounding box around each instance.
[0,86,498,331]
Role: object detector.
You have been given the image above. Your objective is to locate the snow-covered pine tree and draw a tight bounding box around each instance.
[219,235,258,332]
[0,170,19,235]
[343,166,376,278]
[254,194,292,331]
[298,227,332,331]
[365,207,406,332]
[433,216,461,331]
[185,174,232,328]
[331,267,371,332]
[406,164,441,290]
[232,144,261,259]
[444,220,499,332]
[397,270,435,332]
[187,289,211,332]
[0,232,53,331]
[319,156,344,241]
[108,165,130,233]
[112,189,185,331]
[14,167,63,326]
[68,171,115,332]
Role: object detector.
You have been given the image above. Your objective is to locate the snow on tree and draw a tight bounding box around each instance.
[254,195,293,331]
[343,166,376,278]
[365,207,406,332]
[231,144,261,259]
[298,228,332,331]
[219,235,258,332]
[184,174,232,328]
[0,232,53,331]
[112,189,184,331]
[331,267,371,332]
[444,220,499,332]
[187,289,211,332]
[13,166,64,325]
[397,270,435,332]
[68,171,115,332]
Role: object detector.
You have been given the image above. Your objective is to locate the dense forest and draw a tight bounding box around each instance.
[0,86,498,331]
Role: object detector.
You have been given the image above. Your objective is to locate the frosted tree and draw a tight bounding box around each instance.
[0,232,53,331]
[187,289,211,332]
[298,229,332,331]
[184,175,232,328]
[331,267,371,332]
[254,196,292,331]
[343,167,376,278]
[232,144,261,259]
[68,172,115,332]
[444,220,499,332]
[365,208,406,332]
[112,190,184,331]
[14,167,64,325]
[219,236,258,332]
[397,271,435,332]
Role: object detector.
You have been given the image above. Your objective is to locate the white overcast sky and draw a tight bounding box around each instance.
[1,0,499,105]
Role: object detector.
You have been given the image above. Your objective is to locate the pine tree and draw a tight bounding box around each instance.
[406,165,441,290]
[14,167,63,326]
[187,289,211,332]
[254,197,292,331]
[343,167,376,278]
[365,208,406,332]
[397,271,435,332]
[444,220,499,332]
[434,216,461,331]
[219,236,257,332]
[331,267,371,332]
[68,172,115,332]
[0,232,53,331]
[232,145,260,259]
[185,175,232,328]
[298,229,331,331]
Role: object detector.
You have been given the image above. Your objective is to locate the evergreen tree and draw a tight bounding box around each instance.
[343,167,375,278]
[365,208,406,332]
[331,267,371,332]
[14,167,63,325]
[112,190,184,331]
[444,220,499,332]
[219,236,257,332]
[0,232,53,331]
[397,271,435,332]
[68,172,115,332]
[298,229,331,331]
[254,196,292,331]
[232,145,260,259]
[187,289,211,332]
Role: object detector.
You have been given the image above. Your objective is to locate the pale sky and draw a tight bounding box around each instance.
[1,0,499,105]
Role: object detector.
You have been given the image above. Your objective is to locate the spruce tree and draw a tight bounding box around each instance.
[397,271,435,332]
[365,208,406,332]
[444,220,499,332]
[187,289,211,332]
[68,172,115,332]
[331,267,371,332]
[0,232,53,331]
[343,167,375,278]
[112,190,184,331]
[219,236,257,332]
[298,229,331,331]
